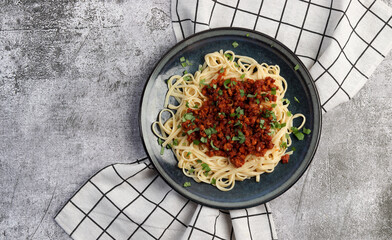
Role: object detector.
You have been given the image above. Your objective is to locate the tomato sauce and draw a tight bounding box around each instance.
[181,70,289,167]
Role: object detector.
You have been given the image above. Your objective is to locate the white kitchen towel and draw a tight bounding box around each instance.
[172,0,392,112]
[55,158,277,239]
[55,0,392,239]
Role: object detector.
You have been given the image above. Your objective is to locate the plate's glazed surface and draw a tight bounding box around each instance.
[139,28,321,209]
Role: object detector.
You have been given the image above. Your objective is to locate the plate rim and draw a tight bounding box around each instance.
[139,27,322,209]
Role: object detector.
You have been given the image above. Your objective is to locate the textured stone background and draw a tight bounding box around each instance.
[0,0,391,239]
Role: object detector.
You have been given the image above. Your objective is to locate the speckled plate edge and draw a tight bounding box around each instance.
[139,27,322,209]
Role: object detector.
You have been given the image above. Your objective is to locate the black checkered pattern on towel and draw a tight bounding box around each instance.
[55,157,277,240]
[171,0,392,112]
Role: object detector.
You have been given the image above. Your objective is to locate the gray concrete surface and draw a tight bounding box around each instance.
[0,1,391,239]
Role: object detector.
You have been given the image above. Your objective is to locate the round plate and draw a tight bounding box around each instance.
[139,27,321,209]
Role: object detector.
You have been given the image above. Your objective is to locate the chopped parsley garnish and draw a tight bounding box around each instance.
[188,168,195,174]
[187,152,191,156]
[238,130,246,144]
[204,127,217,137]
[160,146,164,155]
[232,41,239,48]
[260,119,265,129]
[291,127,304,140]
[291,147,296,151]
[247,93,257,98]
[181,62,187,67]
[218,112,226,116]
[199,79,206,86]
[210,140,219,150]
[186,59,192,66]
[211,178,216,184]
[285,133,290,139]
[180,57,185,62]
[303,127,311,135]
[246,33,250,37]
[182,112,195,122]
[280,142,288,148]
[201,163,211,173]
[256,99,260,104]
[265,97,269,102]
[271,103,277,108]
[200,137,208,143]
[193,105,199,109]
[232,136,240,141]
[196,159,202,163]
[220,67,225,73]
[282,98,290,105]
[226,136,230,140]
[213,84,217,89]
[193,140,200,145]
[294,97,300,103]
[218,89,223,95]
[166,144,172,149]
[240,73,245,79]
[271,87,276,95]
[183,70,188,74]
[183,76,191,81]
[225,53,233,61]
[287,111,292,117]
[158,138,165,155]
[186,102,189,108]
[270,122,280,129]
[187,127,200,135]
[223,79,231,89]
[234,120,242,128]
[183,182,191,187]
[294,64,299,71]
[173,139,179,146]
[268,131,274,136]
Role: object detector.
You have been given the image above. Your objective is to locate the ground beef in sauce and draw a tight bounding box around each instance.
[181,71,290,167]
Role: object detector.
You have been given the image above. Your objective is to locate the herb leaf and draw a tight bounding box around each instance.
[211,178,216,184]
[303,127,311,135]
[210,140,219,150]
[183,182,191,187]
[182,112,195,122]
[223,79,231,89]
[238,130,246,144]
[187,127,200,135]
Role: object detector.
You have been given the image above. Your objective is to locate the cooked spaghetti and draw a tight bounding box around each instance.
[153,50,306,191]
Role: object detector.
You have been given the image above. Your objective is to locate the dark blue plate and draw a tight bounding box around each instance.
[139,28,321,209]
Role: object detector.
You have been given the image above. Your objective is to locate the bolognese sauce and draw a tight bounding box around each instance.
[181,70,290,168]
